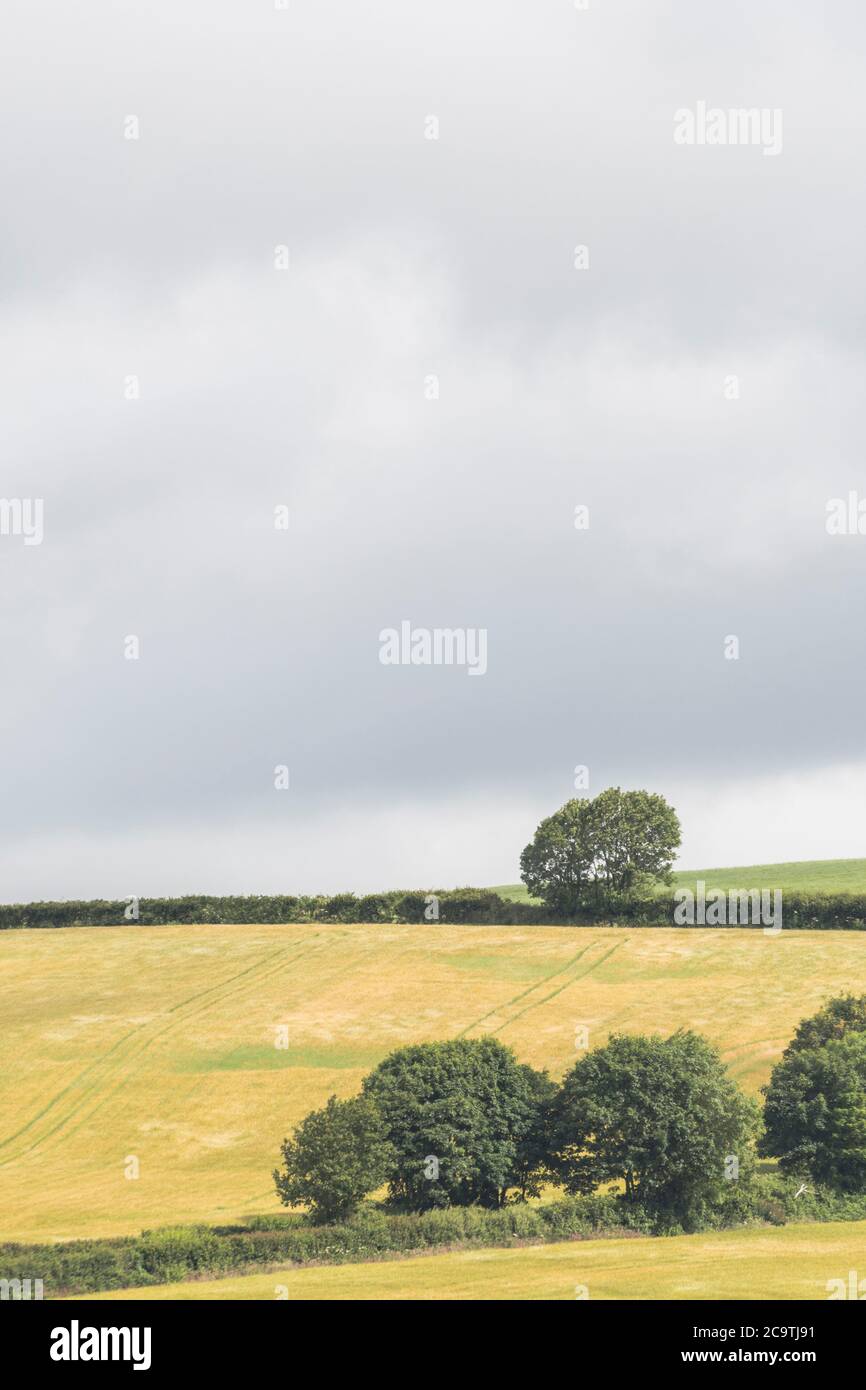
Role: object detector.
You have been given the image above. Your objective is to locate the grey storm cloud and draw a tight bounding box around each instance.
[2,0,866,897]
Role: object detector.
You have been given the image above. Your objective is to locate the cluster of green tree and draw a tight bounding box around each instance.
[275,995,866,1229]
[274,1034,748,1227]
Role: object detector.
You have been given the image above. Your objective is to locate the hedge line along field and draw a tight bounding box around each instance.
[494,856,866,903]
[80,1219,866,1301]
[4,921,866,1244]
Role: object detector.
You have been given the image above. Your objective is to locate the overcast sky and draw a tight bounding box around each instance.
[2,1,865,900]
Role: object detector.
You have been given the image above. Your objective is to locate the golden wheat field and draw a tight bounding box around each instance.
[3,922,866,1243]
[81,1220,866,1302]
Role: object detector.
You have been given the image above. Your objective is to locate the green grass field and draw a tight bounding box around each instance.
[493,857,866,903]
[79,1219,866,1301]
[3,914,866,1244]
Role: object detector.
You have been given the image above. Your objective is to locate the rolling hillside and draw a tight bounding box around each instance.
[2,919,866,1243]
[493,857,866,904]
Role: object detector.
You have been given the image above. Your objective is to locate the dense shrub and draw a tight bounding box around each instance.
[356,894,390,923]
[596,890,866,931]
[435,889,509,922]
[3,889,866,931]
[0,1197,661,1297]
[321,894,363,924]
[391,892,428,923]
[0,890,556,930]
[5,1171,866,1299]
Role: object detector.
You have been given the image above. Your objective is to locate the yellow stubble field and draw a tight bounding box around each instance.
[2,921,864,1243]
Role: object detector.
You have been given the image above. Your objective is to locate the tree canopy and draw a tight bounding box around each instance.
[273,1094,392,1223]
[362,1038,554,1210]
[782,993,866,1056]
[549,1031,759,1227]
[520,787,681,914]
[759,1030,866,1191]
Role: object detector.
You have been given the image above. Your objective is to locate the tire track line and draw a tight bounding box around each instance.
[489,939,627,1035]
[0,940,321,1166]
[457,944,597,1039]
[16,928,380,1162]
[53,935,377,1148]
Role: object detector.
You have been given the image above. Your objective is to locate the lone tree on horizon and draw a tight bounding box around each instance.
[519,787,681,915]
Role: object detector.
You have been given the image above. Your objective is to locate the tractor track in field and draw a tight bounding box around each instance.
[43,944,330,1159]
[3,927,409,1165]
[54,931,408,1150]
[489,940,627,1035]
[455,944,597,1038]
[0,936,335,1167]
[457,939,627,1040]
[2,929,630,1167]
